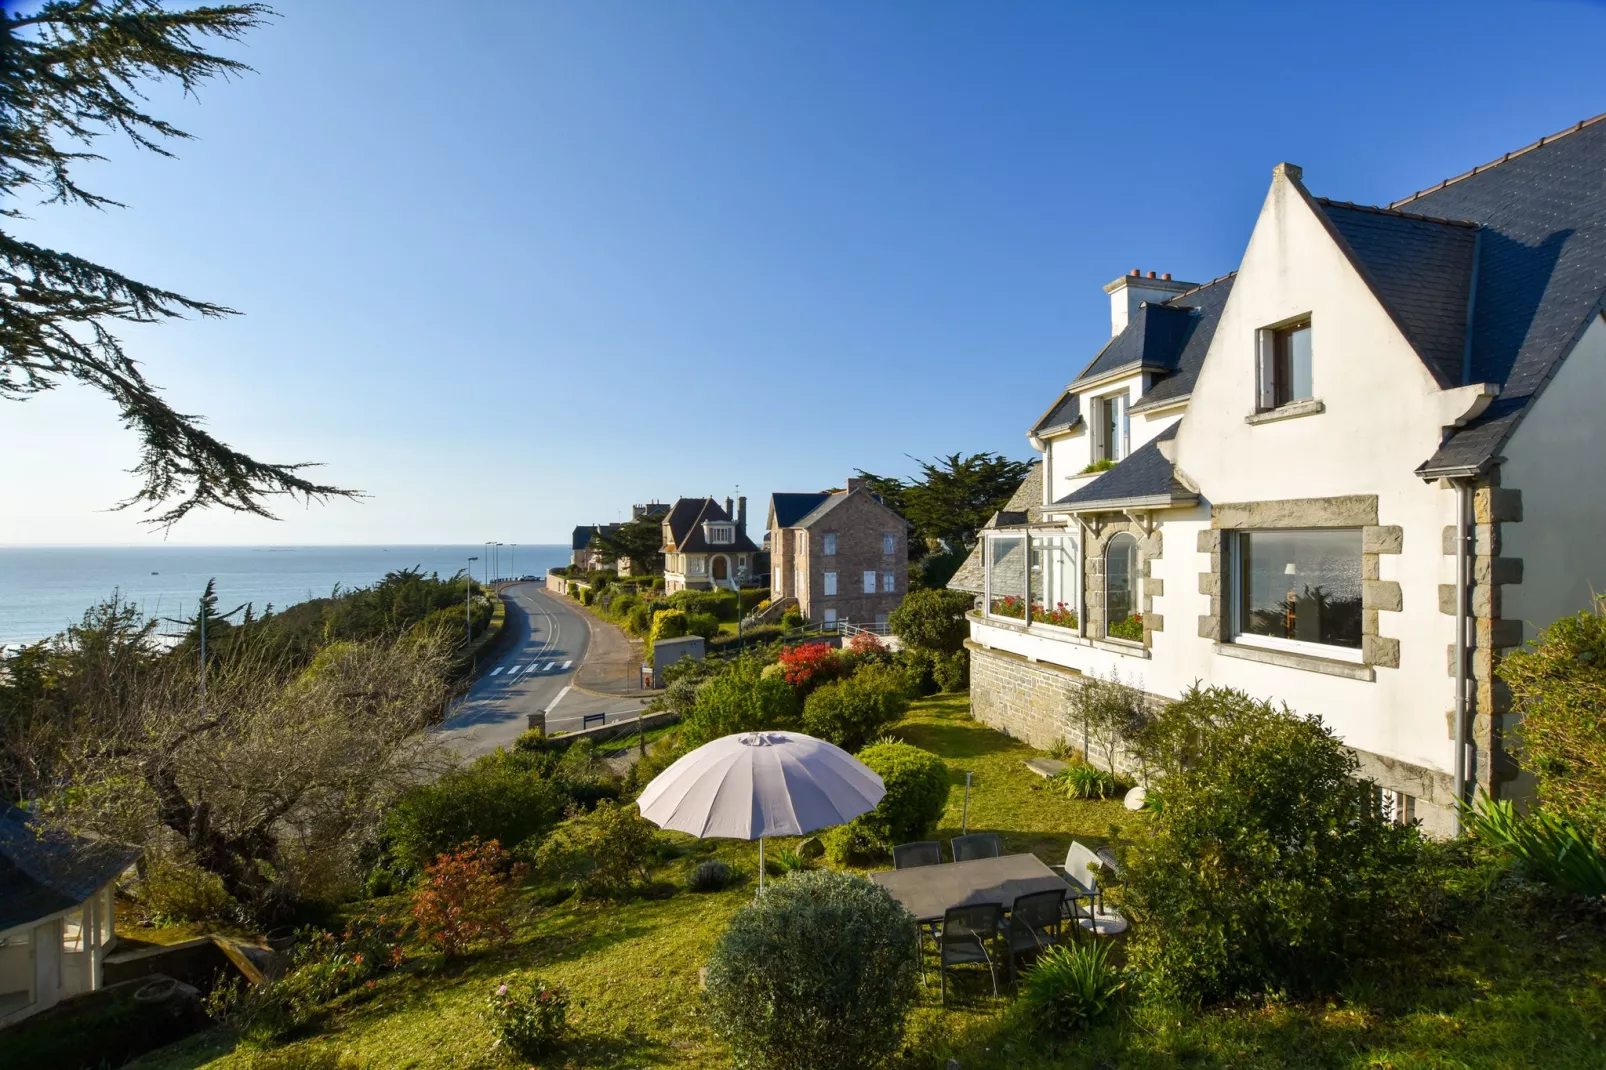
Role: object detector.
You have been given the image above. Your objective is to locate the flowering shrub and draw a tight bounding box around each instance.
[1032,602,1079,629]
[990,595,1026,619]
[776,641,844,694]
[485,975,569,1058]
[1107,613,1144,641]
[848,631,887,656]
[411,838,527,958]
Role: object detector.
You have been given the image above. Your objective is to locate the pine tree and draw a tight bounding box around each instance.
[0,2,354,524]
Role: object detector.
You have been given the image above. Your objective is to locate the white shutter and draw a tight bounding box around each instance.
[863,571,877,594]
[1256,329,1277,411]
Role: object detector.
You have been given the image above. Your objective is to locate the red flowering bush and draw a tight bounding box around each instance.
[411,838,527,958]
[990,595,1026,619]
[848,631,887,656]
[1031,602,1079,629]
[1107,613,1144,642]
[776,641,845,695]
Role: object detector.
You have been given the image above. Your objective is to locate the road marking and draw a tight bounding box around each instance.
[549,684,572,711]
[544,661,557,672]
[509,664,524,674]
[489,667,503,676]
[562,660,573,670]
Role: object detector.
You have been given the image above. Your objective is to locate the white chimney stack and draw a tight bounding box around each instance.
[1103,269,1198,336]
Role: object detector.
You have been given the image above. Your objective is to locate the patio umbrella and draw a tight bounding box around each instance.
[636,731,885,890]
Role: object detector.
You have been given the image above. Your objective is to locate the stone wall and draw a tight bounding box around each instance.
[801,491,910,626]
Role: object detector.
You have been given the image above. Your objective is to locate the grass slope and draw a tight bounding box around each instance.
[131,692,1606,1069]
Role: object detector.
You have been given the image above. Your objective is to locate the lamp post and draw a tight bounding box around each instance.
[510,543,517,581]
[495,542,505,583]
[466,556,479,644]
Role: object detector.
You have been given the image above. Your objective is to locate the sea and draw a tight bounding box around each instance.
[0,545,571,649]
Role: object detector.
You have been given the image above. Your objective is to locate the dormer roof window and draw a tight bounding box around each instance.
[705,523,735,544]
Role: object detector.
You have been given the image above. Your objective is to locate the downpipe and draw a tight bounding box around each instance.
[1453,480,1471,835]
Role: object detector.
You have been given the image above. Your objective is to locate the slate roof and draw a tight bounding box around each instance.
[1128,274,1236,413]
[1032,390,1081,437]
[948,463,1044,594]
[668,498,760,554]
[661,498,707,549]
[1383,113,1606,474]
[1071,302,1198,387]
[572,524,620,552]
[0,805,139,931]
[770,492,832,529]
[1054,424,1196,510]
[1314,199,1479,388]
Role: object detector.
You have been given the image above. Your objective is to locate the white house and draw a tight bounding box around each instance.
[953,115,1606,836]
[660,496,760,593]
[0,805,138,1026]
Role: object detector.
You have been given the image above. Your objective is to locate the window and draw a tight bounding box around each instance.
[773,569,781,591]
[1028,534,1079,630]
[882,571,896,594]
[883,533,896,555]
[875,612,889,630]
[1092,394,1128,463]
[1105,534,1142,641]
[689,557,705,575]
[62,909,84,954]
[986,535,1026,618]
[0,929,34,1016]
[1231,529,1362,654]
[863,571,877,594]
[823,571,838,596]
[707,524,734,544]
[823,533,838,556]
[1258,320,1313,410]
[1376,787,1415,826]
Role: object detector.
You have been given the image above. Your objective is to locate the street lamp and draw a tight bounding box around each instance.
[495,542,505,582]
[510,543,517,581]
[466,556,479,644]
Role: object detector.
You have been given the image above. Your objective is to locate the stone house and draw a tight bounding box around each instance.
[660,496,759,593]
[768,479,911,629]
[0,805,138,1027]
[569,524,619,572]
[954,115,1606,836]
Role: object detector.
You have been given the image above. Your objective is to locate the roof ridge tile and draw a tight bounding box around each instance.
[1314,197,1479,228]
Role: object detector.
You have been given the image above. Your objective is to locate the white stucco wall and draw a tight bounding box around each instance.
[1500,312,1606,640]
[982,167,1475,804]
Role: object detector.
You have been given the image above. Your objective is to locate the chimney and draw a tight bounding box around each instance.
[737,495,747,533]
[845,477,862,494]
[724,496,733,519]
[1102,270,1200,336]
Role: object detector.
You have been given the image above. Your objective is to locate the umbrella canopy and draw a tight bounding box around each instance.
[637,731,885,840]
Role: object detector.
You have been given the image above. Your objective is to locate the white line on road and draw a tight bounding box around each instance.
[549,684,572,711]
[562,660,573,670]
[509,664,524,674]
[489,667,503,676]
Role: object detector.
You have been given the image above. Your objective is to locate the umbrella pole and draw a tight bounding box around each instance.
[759,836,765,893]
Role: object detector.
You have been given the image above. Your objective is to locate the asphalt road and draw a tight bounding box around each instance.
[436,582,648,759]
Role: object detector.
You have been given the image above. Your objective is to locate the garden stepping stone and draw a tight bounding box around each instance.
[1023,757,1069,779]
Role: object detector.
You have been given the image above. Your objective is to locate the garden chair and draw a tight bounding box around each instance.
[892,841,943,869]
[950,832,1003,862]
[1002,887,1068,985]
[936,902,1003,1005]
[1056,840,1127,936]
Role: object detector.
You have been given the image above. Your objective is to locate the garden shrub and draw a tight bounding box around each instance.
[386,751,564,871]
[887,588,974,653]
[709,623,783,649]
[411,839,527,958]
[776,640,846,695]
[679,658,801,746]
[1497,599,1606,845]
[626,602,654,637]
[1118,686,1422,1004]
[833,741,949,857]
[704,871,919,1070]
[685,611,720,640]
[895,647,939,696]
[1054,762,1121,800]
[579,586,594,606]
[779,608,804,630]
[646,608,688,660]
[933,648,970,692]
[1463,794,1606,897]
[138,853,233,923]
[688,858,734,892]
[484,975,568,1058]
[1073,669,1149,777]
[847,631,888,657]
[823,820,885,866]
[1018,941,1127,1036]
[801,665,910,752]
[566,582,578,599]
[531,799,658,899]
[610,592,640,619]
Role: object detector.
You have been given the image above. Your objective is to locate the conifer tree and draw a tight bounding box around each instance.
[0,2,354,524]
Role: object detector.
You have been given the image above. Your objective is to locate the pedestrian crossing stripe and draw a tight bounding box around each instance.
[562,660,573,670]
[489,667,503,676]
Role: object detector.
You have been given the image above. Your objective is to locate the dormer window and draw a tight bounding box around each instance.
[706,523,734,544]
[1091,394,1128,463]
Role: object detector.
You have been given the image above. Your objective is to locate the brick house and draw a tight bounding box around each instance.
[768,479,911,629]
[661,496,759,593]
[953,115,1606,836]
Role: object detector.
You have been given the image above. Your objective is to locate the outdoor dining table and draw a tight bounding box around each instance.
[869,852,1069,924]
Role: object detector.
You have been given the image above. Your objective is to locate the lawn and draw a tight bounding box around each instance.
[130,692,1606,1070]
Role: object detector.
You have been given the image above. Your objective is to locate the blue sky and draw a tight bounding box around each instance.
[3,0,1604,545]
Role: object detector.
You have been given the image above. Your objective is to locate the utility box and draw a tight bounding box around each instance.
[651,635,705,684]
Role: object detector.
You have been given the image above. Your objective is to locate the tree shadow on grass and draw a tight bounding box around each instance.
[535,1025,677,1068]
[896,718,1020,761]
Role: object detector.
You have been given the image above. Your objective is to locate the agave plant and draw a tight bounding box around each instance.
[1055,763,1119,800]
[1463,794,1606,898]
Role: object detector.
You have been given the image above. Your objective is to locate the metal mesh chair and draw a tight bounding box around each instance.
[893,841,943,869]
[1003,887,1067,984]
[950,832,1003,862]
[937,902,1003,1004]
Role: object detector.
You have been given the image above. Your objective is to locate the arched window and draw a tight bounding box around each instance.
[1105,533,1141,641]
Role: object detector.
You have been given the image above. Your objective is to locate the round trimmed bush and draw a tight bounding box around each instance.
[801,665,910,752]
[688,859,734,892]
[849,741,950,850]
[704,870,919,1070]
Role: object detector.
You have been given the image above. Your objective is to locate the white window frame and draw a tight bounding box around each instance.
[882,533,896,555]
[863,570,877,594]
[1226,529,1365,664]
[1091,393,1128,463]
[1256,317,1314,411]
[882,570,896,594]
[823,608,839,626]
[823,571,837,596]
[823,533,838,556]
[982,529,1081,633]
[708,524,734,545]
